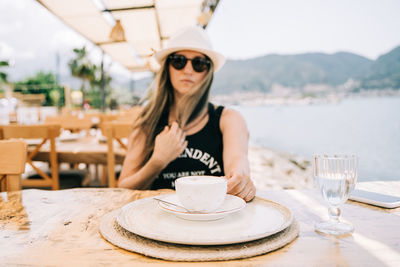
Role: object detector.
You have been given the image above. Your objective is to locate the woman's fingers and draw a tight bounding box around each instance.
[180,131,186,144]
[228,179,244,195]
[247,186,256,201]
[156,122,187,160]
[158,125,169,137]
[167,121,186,145]
[176,128,183,142]
[169,121,179,134]
[226,173,256,202]
[227,174,248,195]
[238,182,256,202]
[180,140,188,154]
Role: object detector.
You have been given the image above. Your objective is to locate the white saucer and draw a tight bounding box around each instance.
[117,195,293,245]
[157,194,246,221]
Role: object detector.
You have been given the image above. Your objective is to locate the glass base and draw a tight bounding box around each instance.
[315,220,354,236]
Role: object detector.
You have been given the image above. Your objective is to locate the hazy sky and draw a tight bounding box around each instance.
[1,0,400,80]
[208,0,400,60]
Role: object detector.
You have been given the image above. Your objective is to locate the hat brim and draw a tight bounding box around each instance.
[155,46,226,72]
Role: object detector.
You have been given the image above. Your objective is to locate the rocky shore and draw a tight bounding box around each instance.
[248,145,313,190]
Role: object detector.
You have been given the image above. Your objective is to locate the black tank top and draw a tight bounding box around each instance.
[151,103,225,189]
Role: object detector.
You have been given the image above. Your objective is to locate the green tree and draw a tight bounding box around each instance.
[89,67,113,109]
[73,60,113,110]
[14,71,64,106]
[0,60,9,82]
[0,60,9,92]
[68,47,96,105]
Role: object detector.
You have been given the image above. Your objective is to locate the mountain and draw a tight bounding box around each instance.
[6,45,399,99]
[212,52,374,94]
[361,46,400,89]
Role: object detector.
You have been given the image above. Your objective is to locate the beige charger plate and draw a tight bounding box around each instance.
[116,195,293,245]
[99,199,299,261]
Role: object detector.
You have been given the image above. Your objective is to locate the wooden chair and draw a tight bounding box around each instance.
[2,124,61,190]
[102,121,132,187]
[0,140,27,192]
[98,113,118,130]
[45,115,92,135]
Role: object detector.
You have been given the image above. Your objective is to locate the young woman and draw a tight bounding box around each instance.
[118,26,255,201]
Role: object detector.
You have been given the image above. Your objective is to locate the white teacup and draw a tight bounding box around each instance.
[175,176,227,213]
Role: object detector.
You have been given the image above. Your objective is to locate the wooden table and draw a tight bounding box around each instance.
[29,136,126,165]
[1,182,399,266]
[29,136,126,183]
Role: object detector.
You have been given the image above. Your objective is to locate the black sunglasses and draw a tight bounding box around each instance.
[168,54,211,72]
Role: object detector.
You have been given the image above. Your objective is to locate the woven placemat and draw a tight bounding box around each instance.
[99,209,299,262]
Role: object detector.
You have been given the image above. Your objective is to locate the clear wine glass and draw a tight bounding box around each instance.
[313,154,358,235]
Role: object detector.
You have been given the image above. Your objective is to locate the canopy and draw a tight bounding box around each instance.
[37,0,220,73]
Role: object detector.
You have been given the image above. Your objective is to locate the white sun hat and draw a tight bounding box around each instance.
[154,26,226,72]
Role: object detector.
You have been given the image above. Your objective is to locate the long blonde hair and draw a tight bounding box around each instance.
[134,55,214,165]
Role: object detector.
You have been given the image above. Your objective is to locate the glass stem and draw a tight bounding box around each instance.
[328,207,341,223]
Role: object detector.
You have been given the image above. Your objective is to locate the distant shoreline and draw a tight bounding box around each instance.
[211,89,400,106]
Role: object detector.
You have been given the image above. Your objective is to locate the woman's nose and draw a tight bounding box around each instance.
[182,60,194,73]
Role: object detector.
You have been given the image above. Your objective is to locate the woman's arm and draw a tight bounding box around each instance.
[117,129,162,189]
[220,108,256,201]
[118,122,187,189]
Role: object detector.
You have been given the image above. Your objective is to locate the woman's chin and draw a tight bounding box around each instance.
[175,87,193,95]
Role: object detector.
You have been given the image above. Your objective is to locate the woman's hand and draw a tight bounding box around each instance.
[151,122,188,168]
[226,171,256,202]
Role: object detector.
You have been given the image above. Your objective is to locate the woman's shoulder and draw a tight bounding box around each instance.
[218,106,243,119]
[208,103,244,121]
[218,106,247,131]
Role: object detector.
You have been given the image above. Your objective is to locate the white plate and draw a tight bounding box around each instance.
[117,195,293,245]
[58,133,80,142]
[157,194,246,221]
[25,138,44,146]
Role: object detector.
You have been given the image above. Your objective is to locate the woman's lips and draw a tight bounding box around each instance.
[181,79,194,83]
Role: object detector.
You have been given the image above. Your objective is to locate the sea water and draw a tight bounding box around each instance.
[235,96,400,182]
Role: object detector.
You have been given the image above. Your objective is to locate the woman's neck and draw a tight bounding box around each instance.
[169,102,209,134]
